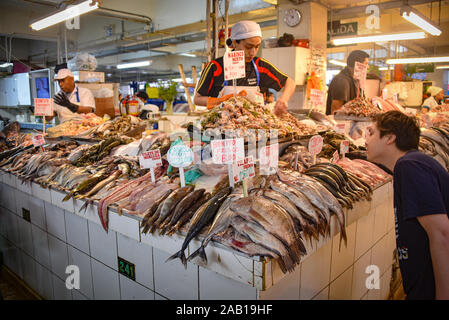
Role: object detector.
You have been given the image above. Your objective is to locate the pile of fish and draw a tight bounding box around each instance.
[279,143,319,172]
[419,125,449,171]
[336,158,391,188]
[371,97,404,113]
[430,104,449,113]
[71,137,127,167]
[318,131,366,160]
[46,113,104,138]
[0,121,32,153]
[200,96,318,138]
[304,162,374,209]
[334,97,381,118]
[90,116,146,140]
[111,131,171,157]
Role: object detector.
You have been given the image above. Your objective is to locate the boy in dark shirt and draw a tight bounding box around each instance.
[365,110,449,300]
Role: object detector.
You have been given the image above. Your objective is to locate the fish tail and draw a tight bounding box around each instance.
[165,250,187,268]
[62,192,73,202]
[187,245,207,264]
[275,257,288,274]
[280,253,296,273]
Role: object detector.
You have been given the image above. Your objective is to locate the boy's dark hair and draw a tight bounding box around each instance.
[371,111,421,151]
[347,50,370,68]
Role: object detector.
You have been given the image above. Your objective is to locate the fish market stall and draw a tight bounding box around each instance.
[0,102,401,300]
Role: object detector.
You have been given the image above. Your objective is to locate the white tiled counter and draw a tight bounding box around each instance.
[0,171,395,300]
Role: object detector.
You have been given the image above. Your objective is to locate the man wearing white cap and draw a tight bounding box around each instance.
[422,86,444,110]
[194,20,295,115]
[48,68,96,123]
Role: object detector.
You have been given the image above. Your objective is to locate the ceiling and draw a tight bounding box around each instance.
[0,0,448,84]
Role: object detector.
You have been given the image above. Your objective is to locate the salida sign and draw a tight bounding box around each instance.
[327,21,358,45]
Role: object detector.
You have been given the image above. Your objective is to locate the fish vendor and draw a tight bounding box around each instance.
[326,50,370,115]
[422,86,444,110]
[194,20,296,116]
[46,68,96,123]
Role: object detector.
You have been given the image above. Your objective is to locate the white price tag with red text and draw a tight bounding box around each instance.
[211,138,245,164]
[354,62,368,81]
[310,89,325,107]
[259,143,279,175]
[34,98,54,116]
[331,150,340,163]
[31,134,45,147]
[223,50,246,81]
[139,149,162,169]
[334,123,346,135]
[340,140,350,156]
[308,135,323,155]
[232,156,255,183]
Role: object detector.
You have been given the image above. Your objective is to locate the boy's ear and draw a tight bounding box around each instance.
[385,133,397,145]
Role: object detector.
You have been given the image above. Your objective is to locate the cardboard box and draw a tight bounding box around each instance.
[94,97,115,118]
[73,71,105,83]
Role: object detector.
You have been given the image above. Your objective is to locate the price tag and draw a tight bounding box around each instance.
[34,98,54,116]
[139,149,162,169]
[211,138,245,164]
[405,108,417,115]
[340,140,350,157]
[167,144,194,187]
[232,156,255,184]
[310,89,325,107]
[334,123,346,134]
[31,134,45,147]
[308,135,323,155]
[223,50,246,81]
[259,143,279,175]
[331,150,340,163]
[393,94,398,104]
[382,88,388,100]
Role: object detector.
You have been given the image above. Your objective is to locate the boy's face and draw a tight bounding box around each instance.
[366,122,393,164]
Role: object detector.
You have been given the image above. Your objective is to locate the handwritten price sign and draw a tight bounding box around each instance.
[340,140,350,156]
[211,138,245,164]
[310,89,325,107]
[224,50,246,81]
[259,143,279,175]
[139,149,162,169]
[31,134,45,147]
[308,135,324,155]
[34,98,54,116]
[233,156,255,183]
[354,61,368,81]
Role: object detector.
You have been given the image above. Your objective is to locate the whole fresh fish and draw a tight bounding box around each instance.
[166,187,231,268]
[166,192,212,236]
[186,196,236,263]
[76,170,122,199]
[160,188,206,233]
[140,189,173,232]
[150,186,195,233]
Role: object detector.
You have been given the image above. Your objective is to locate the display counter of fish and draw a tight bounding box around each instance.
[318,131,366,159]
[200,96,318,138]
[89,115,147,140]
[419,125,449,171]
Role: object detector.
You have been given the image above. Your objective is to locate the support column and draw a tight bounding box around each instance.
[276,0,328,112]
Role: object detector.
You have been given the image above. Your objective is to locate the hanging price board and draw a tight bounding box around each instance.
[34,98,54,116]
[232,156,255,184]
[354,62,368,81]
[211,138,245,164]
[340,140,350,157]
[223,50,246,81]
[310,89,325,107]
[259,143,279,175]
[31,134,45,147]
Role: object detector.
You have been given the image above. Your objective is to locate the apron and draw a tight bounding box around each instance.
[219,59,265,105]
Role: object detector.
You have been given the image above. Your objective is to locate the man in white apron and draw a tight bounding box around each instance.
[194,20,296,115]
[47,69,96,123]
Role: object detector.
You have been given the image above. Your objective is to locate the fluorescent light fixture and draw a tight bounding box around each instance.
[379,67,389,71]
[30,0,99,31]
[117,60,151,69]
[0,62,13,68]
[386,56,449,64]
[329,59,347,67]
[179,53,196,57]
[332,31,426,45]
[401,6,442,36]
[436,65,449,70]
